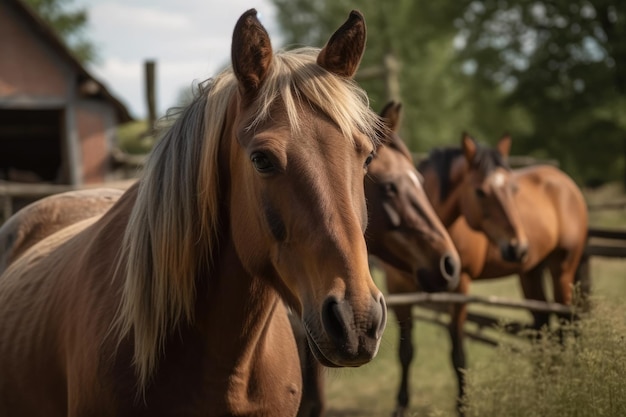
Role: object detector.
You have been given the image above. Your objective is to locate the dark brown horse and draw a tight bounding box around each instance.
[365,102,460,293]
[0,10,388,416]
[387,133,588,415]
[295,102,461,417]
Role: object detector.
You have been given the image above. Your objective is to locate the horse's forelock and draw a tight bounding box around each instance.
[250,48,383,147]
[472,144,511,175]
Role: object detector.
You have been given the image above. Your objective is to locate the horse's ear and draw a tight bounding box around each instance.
[317,10,366,78]
[461,132,477,164]
[497,133,512,158]
[380,101,402,133]
[231,9,273,103]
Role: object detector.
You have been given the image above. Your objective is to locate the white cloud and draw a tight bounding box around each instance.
[91,3,190,31]
[76,0,282,118]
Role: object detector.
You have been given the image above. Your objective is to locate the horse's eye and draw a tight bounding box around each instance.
[251,152,274,173]
[364,152,375,169]
[383,182,398,196]
[475,188,487,199]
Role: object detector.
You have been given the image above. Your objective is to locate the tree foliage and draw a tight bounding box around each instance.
[272,0,521,154]
[25,0,96,63]
[272,0,626,184]
[457,0,626,183]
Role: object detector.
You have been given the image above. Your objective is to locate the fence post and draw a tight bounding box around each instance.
[145,60,157,133]
[1,195,11,222]
[383,52,401,103]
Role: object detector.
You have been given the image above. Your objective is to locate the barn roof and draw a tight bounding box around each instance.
[8,0,134,123]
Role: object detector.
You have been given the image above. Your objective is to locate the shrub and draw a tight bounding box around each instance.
[461,299,626,417]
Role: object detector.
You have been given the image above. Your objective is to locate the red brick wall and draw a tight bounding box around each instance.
[0,4,67,97]
[77,106,108,184]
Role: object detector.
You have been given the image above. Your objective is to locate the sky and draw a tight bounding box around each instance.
[73,0,283,119]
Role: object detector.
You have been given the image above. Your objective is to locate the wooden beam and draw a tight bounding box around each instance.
[385,292,573,314]
[145,60,157,132]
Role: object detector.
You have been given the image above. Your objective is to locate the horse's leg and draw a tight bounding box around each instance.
[547,255,579,341]
[392,305,414,417]
[519,266,550,331]
[547,256,576,310]
[448,273,470,415]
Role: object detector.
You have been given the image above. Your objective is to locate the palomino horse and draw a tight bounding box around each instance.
[295,102,461,417]
[0,103,460,417]
[386,133,588,416]
[0,10,388,416]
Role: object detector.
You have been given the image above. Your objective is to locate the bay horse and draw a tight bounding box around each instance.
[387,133,588,416]
[365,102,460,293]
[0,10,388,417]
[295,102,461,417]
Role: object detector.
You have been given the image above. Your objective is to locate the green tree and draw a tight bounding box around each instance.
[272,0,521,154]
[25,0,96,63]
[456,0,626,184]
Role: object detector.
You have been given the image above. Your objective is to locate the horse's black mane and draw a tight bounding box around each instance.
[417,142,510,201]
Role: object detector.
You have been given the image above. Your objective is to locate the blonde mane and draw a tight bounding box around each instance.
[115,47,383,390]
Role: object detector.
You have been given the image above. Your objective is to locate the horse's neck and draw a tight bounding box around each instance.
[201,241,282,365]
[435,183,464,227]
[153,236,302,415]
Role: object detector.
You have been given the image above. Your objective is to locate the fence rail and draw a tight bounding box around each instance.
[385,292,573,314]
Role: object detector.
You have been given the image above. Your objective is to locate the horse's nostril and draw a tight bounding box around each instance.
[508,244,517,261]
[373,293,387,339]
[518,244,529,262]
[502,242,527,263]
[440,252,459,281]
[321,297,348,344]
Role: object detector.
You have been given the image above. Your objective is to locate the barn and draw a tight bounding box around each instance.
[0,0,133,187]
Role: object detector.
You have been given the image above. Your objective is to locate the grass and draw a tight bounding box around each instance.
[462,295,626,417]
[322,258,626,417]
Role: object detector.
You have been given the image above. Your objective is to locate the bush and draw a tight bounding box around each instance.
[461,300,626,417]
[115,120,155,155]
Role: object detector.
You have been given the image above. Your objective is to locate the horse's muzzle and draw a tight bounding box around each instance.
[311,293,386,367]
[416,251,460,292]
[501,241,529,263]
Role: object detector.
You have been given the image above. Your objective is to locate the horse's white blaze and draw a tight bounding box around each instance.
[490,171,506,188]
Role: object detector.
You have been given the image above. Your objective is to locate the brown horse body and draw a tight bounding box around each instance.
[0,10,387,417]
[388,134,588,415]
[0,188,123,272]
